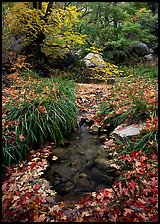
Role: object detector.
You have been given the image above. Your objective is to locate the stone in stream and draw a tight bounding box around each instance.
[54,182,65,192]
[95,183,107,192]
[94,157,111,171]
[75,177,94,194]
[64,181,75,192]
[54,165,77,182]
[97,145,110,158]
[89,167,114,185]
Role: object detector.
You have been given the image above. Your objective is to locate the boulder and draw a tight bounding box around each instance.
[113,123,146,142]
[144,54,153,61]
[83,53,105,68]
[132,43,150,56]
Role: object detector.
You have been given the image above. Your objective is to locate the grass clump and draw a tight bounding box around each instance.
[2,72,77,176]
[98,75,158,155]
[120,63,158,79]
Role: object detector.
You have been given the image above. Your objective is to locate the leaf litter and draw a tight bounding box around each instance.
[2,78,158,222]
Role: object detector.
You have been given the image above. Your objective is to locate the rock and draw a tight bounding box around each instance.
[99,134,107,142]
[68,156,82,170]
[90,167,113,185]
[48,51,76,69]
[46,196,56,204]
[54,147,70,160]
[97,146,110,158]
[54,183,65,192]
[113,123,146,140]
[79,172,87,178]
[94,157,110,170]
[90,124,101,135]
[75,177,93,193]
[54,165,77,182]
[151,43,158,54]
[132,42,150,56]
[144,54,153,61]
[83,53,105,68]
[72,171,80,184]
[95,183,107,192]
[64,181,75,192]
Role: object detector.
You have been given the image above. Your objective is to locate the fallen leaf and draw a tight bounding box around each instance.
[34,214,45,222]
[33,184,41,191]
[123,208,133,216]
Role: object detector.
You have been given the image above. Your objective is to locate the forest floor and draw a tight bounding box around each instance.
[2,76,158,222]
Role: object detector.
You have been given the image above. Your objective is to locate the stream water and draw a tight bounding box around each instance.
[42,83,119,202]
[42,120,118,202]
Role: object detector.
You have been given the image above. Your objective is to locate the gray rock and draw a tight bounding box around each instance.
[132,42,150,56]
[97,146,110,158]
[83,53,105,68]
[113,123,145,139]
[79,172,87,178]
[144,54,153,61]
[54,165,77,182]
[151,43,158,54]
[75,177,93,193]
[54,183,65,192]
[72,171,80,184]
[64,181,75,192]
[94,157,110,170]
[90,167,113,185]
[95,183,107,192]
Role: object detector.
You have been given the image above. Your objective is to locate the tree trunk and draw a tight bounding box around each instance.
[33,2,37,9]
[25,2,55,76]
[38,2,42,10]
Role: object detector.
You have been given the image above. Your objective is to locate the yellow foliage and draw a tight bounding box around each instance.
[86,46,103,54]
[5,2,45,46]
[4,3,86,58]
[42,6,86,58]
[90,61,124,80]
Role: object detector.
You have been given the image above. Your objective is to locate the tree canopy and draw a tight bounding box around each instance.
[2,2,158,66]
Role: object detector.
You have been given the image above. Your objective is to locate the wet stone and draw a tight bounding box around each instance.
[54,165,77,182]
[64,181,75,192]
[94,157,111,170]
[41,122,119,201]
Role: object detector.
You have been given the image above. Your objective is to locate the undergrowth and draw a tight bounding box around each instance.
[2,71,77,176]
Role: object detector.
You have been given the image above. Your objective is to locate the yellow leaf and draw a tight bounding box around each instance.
[19,134,25,141]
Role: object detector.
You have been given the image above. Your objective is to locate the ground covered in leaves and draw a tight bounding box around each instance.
[2,75,158,222]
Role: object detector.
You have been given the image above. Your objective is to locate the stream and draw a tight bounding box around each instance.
[41,83,119,202]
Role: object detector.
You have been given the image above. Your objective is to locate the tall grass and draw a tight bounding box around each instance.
[98,75,158,155]
[120,63,158,79]
[2,75,77,176]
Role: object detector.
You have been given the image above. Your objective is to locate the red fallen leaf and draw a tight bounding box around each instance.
[33,196,40,205]
[30,162,37,169]
[16,191,20,196]
[33,184,41,191]
[80,107,87,111]
[149,197,157,203]
[129,180,136,190]
[130,151,136,157]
